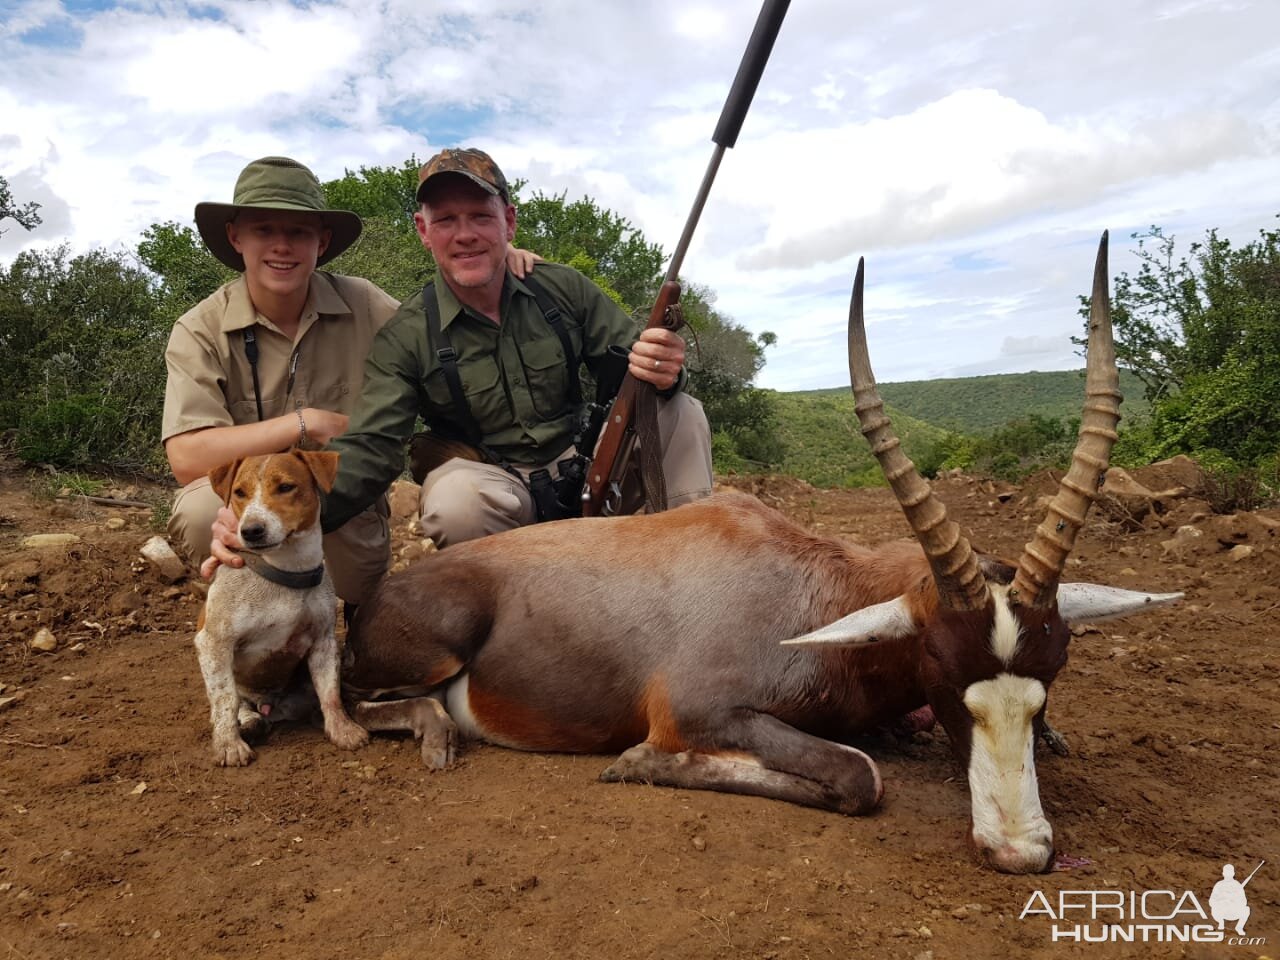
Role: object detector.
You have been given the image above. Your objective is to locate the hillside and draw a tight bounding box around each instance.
[764,369,1150,489]
[769,390,948,489]
[790,369,1150,435]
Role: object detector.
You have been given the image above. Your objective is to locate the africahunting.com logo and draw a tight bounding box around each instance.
[1020,860,1266,945]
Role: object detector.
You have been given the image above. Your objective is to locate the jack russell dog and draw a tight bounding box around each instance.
[193,450,368,766]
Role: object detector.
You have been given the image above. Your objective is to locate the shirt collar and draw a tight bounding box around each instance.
[219,273,352,334]
[434,270,520,330]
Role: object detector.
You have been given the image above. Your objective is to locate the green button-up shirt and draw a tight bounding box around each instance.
[324,262,641,530]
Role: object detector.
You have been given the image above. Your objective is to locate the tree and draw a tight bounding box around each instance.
[0,246,169,467]
[513,191,665,313]
[137,221,235,316]
[680,284,783,468]
[1085,220,1280,468]
[324,158,421,224]
[0,175,42,235]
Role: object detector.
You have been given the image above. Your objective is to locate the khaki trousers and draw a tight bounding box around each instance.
[419,392,714,547]
[168,477,391,605]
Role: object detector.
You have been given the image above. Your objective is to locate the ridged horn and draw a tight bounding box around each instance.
[1010,232,1121,608]
[848,259,989,611]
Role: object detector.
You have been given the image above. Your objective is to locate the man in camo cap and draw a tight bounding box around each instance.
[317,147,713,546]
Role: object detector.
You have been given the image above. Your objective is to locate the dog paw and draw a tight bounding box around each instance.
[326,716,370,752]
[213,737,256,767]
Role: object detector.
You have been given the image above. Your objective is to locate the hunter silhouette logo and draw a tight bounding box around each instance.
[1210,861,1264,936]
[1019,859,1267,946]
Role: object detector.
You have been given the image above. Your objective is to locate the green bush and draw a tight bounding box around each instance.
[1,246,169,470]
[1094,221,1280,470]
[17,394,128,467]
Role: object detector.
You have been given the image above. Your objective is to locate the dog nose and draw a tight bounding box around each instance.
[240,522,268,544]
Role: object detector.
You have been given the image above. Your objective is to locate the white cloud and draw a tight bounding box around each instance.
[1,0,1278,388]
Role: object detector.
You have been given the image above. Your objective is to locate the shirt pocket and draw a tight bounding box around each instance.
[229,396,282,425]
[423,355,509,433]
[311,379,356,416]
[521,333,576,420]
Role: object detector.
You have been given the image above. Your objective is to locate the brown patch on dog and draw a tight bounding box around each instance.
[291,449,338,493]
[208,457,245,506]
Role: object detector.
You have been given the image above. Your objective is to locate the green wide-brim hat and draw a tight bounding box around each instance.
[194,156,363,271]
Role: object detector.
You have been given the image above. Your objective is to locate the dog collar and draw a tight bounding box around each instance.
[240,553,325,590]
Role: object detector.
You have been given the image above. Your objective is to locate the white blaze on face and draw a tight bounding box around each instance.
[237,459,287,546]
[964,672,1053,874]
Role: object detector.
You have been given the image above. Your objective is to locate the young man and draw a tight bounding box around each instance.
[317,148,713,546]
[166,155,536,603]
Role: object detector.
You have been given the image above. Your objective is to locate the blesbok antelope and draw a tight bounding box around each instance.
[343,233,1181,874]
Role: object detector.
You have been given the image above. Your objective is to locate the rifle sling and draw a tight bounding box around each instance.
[634,382,668,513]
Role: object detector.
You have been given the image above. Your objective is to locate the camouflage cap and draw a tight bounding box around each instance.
[416,148,510,204]
[194,156,362,271]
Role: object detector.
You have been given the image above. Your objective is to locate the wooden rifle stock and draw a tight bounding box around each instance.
[581,281,682,516]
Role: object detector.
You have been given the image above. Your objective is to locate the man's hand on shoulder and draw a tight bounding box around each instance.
[628,327,685,392]
[506,245,542,279]
[200,506,245,580]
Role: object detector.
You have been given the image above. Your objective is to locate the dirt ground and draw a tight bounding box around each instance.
[1,457,1276,960]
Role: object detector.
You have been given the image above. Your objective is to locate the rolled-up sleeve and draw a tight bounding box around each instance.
[162,322,234,441]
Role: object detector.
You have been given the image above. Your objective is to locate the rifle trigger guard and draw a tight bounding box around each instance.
[602,480,625,517]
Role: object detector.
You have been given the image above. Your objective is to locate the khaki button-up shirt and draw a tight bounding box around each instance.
[324,262,648,530]
[162,272,399,441]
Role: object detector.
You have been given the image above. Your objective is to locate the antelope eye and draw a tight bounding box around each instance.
[1043,623,1052,635]
[277,482,296,494]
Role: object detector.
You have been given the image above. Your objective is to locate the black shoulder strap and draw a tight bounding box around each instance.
[242,328,265,422]
[422,283,483,445]
[522,275,581,405]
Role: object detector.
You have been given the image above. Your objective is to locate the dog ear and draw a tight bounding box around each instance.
[208,458,244,506]
[294,449,340,493]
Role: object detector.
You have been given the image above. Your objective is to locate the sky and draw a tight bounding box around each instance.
[2,0,1278,390]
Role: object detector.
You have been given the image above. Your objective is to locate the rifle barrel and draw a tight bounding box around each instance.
[713,0,792,149]
[1242,859,1265,886]
[664,146,724,284]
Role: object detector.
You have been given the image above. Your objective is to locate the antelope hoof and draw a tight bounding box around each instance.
[414,700,459,770]
[600,743,661,783]
[420,721,458,770]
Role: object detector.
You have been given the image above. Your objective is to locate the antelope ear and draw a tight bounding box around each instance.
[781,596,917,647]
[1056,583,1183,625]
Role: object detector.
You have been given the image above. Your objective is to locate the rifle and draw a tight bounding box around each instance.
[1241,860,1265,887]
[581,0,791,517]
